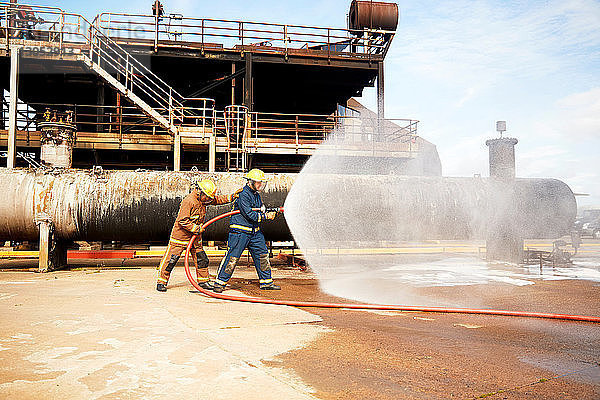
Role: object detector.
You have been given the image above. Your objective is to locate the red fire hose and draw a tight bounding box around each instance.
[184,208,600,323]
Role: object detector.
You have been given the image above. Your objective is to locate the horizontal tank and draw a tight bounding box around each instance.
[348,1,399,31]
[0,168,576,243]
[284,174,576,243]
[0,168,293,242]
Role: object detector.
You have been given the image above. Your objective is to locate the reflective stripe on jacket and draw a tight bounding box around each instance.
[229,184,264,233]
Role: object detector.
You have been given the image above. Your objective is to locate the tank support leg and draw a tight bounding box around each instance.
[38,220,67,273]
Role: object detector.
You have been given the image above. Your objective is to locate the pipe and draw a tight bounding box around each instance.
[183,210,600,324]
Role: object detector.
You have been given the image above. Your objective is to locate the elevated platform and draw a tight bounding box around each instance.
[0,2,434,173]
[0,126,420,157]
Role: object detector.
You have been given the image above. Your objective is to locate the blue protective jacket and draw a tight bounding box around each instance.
[229,184,264,233]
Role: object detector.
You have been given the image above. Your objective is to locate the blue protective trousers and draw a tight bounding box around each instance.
[215,230,273,287]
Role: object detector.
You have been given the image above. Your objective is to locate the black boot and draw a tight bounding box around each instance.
[156,283,167,292]
[211,282,226,293]
[198,281,214,290]
[260,283,281,290]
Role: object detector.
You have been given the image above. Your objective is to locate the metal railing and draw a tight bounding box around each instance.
[0,3,208,134]
[176,97,215,130]
[1,98,419,156]
[0,2,397,144]
[244,112,419,150]
[0,101,172,138]
[97,12,395,58]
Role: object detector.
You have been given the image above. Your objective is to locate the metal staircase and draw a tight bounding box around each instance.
[79,54,175,133]
[83,14,188,135]
[0,3,191,136]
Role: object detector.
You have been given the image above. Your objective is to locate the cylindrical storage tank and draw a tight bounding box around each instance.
[486,137,518,181]
[284,174,577,246]
[348,1,399,31]
[0,169,576,243]
[39,120,77,168]
[0,169,293,242]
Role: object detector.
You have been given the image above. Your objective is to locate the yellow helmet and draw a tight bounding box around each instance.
[196,179,217,199]
[245,169,266,182]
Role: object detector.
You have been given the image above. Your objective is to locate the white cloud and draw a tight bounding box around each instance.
[455,87,477,108]
[392,0,600,92]
[516,88,600,206]
[551,88,600,139]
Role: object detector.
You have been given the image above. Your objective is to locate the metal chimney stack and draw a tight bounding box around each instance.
[485,121,524,263]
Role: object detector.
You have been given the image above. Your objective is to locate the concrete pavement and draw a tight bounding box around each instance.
[0,268,326,399]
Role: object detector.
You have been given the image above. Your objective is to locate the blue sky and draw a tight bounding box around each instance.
[40,0,600,207]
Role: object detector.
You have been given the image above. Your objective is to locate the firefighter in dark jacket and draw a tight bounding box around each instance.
[156,179,235,292]
[212,169,280,292]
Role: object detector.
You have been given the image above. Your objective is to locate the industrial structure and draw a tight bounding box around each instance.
[0,0,439,173]
[0,1,578,272]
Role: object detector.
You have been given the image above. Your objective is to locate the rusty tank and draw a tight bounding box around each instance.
[0,168,293,242]
[0,168,576,243]
[348,1,399,31]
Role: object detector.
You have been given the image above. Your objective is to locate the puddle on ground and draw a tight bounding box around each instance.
[520,355,600,385]
[315,254,600,306]
[320,255,600,287]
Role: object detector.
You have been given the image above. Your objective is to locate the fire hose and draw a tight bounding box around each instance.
[184,208,600,323]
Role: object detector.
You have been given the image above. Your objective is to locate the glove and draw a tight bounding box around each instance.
[265,211,277,220]
[259,205,267,214]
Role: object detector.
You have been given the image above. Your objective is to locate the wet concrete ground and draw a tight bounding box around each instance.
[0,240,599,399]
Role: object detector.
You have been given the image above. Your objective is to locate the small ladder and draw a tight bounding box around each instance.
[224,105,249,172]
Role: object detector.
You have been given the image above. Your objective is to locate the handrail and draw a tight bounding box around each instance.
[97,11,395,56]
[0,2,64,12]
[1,99,420,157]
[99,11,392,33]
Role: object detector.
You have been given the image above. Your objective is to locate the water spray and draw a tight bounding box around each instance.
[183,209,600,324]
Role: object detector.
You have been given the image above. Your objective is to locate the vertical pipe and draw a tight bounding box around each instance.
[201,19,204,55]
[154,5,159,53]
[168,87,173,126]
[59,12,64,52]
[125,54,130,90]
[244,53,253,112]
[174,131,181,171]
[377,60,384,120]
[284,25,288,59]
[485,136,523,263]
[96,82,105,132]
[7,46,19,169]
[486,137,518,181]
[231,63,236,105]
[240,21,244,48]
[117,92,122,139]
[327,28,330,61]
[209,133,216,172]
[295,115,299,151]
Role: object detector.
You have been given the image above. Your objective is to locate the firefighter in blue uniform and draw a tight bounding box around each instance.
[212,169,281,292]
